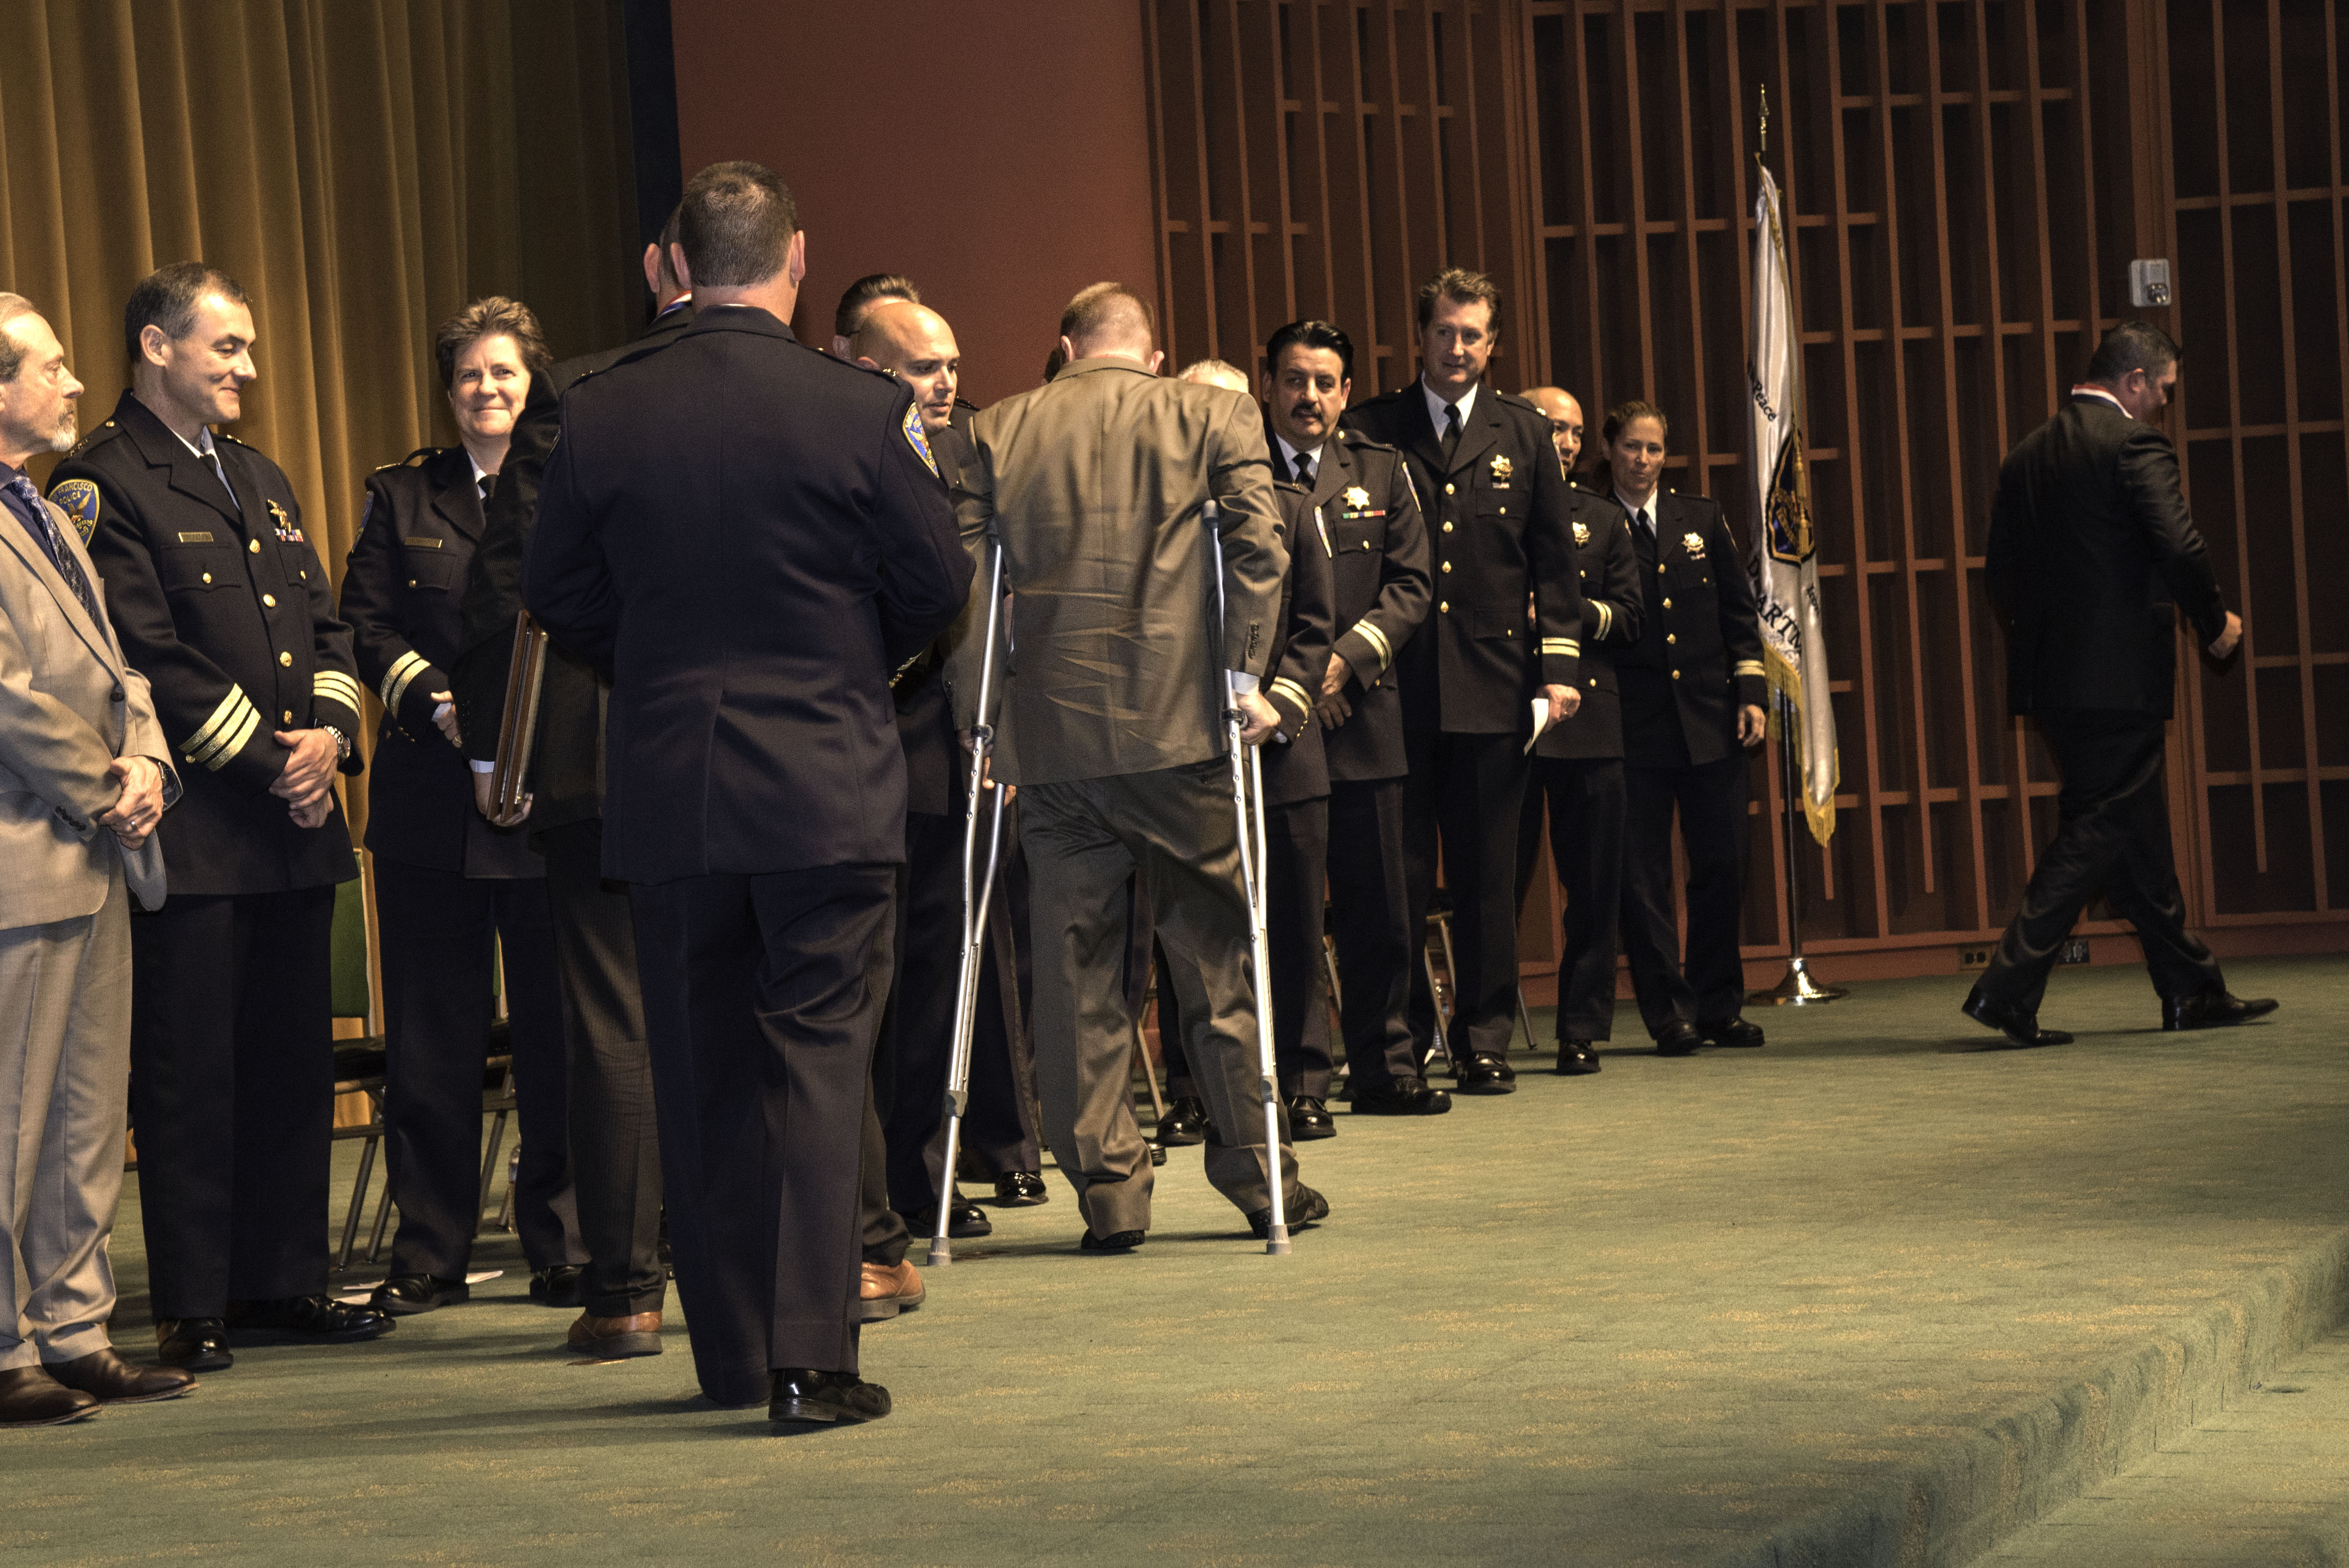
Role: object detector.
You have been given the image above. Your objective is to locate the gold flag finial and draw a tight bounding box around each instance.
[1758,83,1770,159]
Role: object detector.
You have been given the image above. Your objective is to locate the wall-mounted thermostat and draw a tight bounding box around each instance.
[2128,259,2172,307]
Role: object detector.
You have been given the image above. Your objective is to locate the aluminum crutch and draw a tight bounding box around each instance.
[931,531,1009,1266]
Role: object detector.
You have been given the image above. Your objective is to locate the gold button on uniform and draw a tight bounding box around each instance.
[283,710,293,722]
[262,594,276,608]
[1662,597,1672,608]
[1666,633,1677,645]
[408,579,417,588]
[278,651,292,667]
[249,539,260,554]
[1671,669,1681,680]
[1439,601,1450,613]
[1441,561,1452,573]
[200,572,212,585]
[1442,521,1453,533]
[1444,483,1455,495]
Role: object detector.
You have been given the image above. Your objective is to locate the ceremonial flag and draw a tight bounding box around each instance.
[1746,162,1839,847]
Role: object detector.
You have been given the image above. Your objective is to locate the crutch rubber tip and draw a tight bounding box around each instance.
[1264,1231,1291,1255]
[929,1239,954,1266]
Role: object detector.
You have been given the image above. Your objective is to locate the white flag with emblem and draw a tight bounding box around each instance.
[1746,162,1839,846]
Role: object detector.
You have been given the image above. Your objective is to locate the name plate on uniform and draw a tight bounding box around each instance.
[176,531,216,544]
[401,536,444,549]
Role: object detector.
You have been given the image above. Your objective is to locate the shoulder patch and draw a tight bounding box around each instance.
[48,479,101,543]
[902,402,940,479]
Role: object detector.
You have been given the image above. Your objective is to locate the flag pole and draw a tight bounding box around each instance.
[1748,80,1846,1008]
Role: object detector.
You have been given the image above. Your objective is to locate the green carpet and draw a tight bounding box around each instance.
[6,956,2344,1566]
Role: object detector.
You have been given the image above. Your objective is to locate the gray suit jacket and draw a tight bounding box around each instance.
[0,493,172,927]
[947,357,1286,786]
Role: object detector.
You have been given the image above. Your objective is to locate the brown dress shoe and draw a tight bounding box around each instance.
[565,1311,662,1359]
[46,1347,196,1405]
[0,1365,99,1427]
[860,1260,925,1322]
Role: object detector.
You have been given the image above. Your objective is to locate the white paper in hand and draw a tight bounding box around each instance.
[1523,696,1551,755]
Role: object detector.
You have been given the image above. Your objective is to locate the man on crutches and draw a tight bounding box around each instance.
[945,282,1325,1253]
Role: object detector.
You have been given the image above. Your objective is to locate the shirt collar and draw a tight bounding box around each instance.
[2070,383,2129,416]
[467,452,491,490]
[1615,488,1658,526]
[1274,432,1322,477]
[171,423,221,463]
[1421,378,1478,434]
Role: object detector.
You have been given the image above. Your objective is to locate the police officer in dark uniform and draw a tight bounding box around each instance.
[49,263,393,1368]
[449,227,692,1360]
[1342,271,1585,1096]
[1513,393,1642,1073]
[1258,322,1445,1122]
[1600,400,1770,1055]
[340,298,583,1316]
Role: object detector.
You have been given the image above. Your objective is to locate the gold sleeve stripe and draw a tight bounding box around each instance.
[380,650,431,712]
[182,685,256,762]
[1732,660,1766,676]
[194,705,263,771]
[1355,620,1394,671]
[1594,602,1612,640]
[1270,676,1314,713]
[314,671,363,712]
[1540,637,1581,657]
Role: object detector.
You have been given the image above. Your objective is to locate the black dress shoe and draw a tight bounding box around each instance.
[1079,1228,1145,1253]
[1247,1184,1330,1239]
[224,1295,396,1343]
[1351,1077,1452,1115]
[1147,1140,1167,1166]
[46,1347,196,1404]
[1700,1015,1766,1048]
[1454,1052,1517,1094]
[1655,1021,1705,1056]
[1961,990,2073,1047]
[0,1366,98,1427]
[1155,1095,1211,1146]
[770,1368,891,1425]
[902,1199,993,1239]
[530,1265,583,1307]
[992,1172,1049,1207]
[1555,1039,1602,1075]
[2163,990,2280,1032]
[155,1319,232,1372]
[1288,1096,1337,1140]
[370,1273,470,1316]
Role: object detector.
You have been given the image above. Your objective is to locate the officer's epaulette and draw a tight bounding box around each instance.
[375,446,442,472]
[1568,481,1614,501]
[214,428,252,448]
[63,418,127,461]
[1494,389,1543,415]
[1336,428,1400,455]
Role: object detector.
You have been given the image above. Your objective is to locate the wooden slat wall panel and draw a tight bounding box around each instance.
[1145,0,2349,968]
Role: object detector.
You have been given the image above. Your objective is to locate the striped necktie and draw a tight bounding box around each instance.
[6,475,103,625]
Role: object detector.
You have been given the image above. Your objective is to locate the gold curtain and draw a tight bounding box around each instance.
[0,0,641,833]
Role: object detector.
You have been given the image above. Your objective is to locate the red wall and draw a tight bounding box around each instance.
[670,1,1160,407]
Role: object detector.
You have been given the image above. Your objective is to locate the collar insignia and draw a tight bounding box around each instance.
[268,499,304,544]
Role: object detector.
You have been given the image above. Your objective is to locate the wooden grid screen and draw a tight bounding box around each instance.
[2166,0,2349,927]
[1145,0,2342,966]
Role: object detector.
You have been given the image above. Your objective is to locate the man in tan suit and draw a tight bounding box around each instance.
[0,295,192,1425]
[950,283,1326,1249]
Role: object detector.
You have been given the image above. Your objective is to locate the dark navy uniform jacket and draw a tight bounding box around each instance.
[523,306,972,886]
[1342,383,1584,735]
[891,402,982,820]
[340,446,540,876]
[1615,487,1768,769]
[452,301,697,834]
[1256,478,1338,809]
[1534,484,1644,762]
[1282,429,1429,784]
[50,391,360,896]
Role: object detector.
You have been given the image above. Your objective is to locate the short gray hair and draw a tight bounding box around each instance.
[1176,358,1249,391]
[0,294,39,384]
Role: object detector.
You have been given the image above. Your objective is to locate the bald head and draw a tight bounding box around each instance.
[1524,385,1584,473]
[1176,358,1249,393]
[853,300,961,437]
[1059,282,1160,370]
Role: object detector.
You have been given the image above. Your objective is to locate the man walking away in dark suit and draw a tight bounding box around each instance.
[1968,321,2272,1045]
[526,162,971,1426]
[949,283,1325,1251]
[450,216,691,1359]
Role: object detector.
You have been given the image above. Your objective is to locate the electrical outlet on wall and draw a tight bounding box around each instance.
[1959,946,1992,971]
[2059,938,2091,965]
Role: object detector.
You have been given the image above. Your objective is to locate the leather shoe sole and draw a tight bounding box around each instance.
[46,1348,196,1405]
[1351,1081,1452,1115]
[1961,991,2073,1047]
[2163,992,2280,1031]
[1079,1229,1145,1253]
[565,1315,663,1359]
[0,1367,101,1427]
[770,1369,891,1425]
[371,1276,469,1317]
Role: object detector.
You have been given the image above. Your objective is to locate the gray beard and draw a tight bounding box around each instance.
[43,414,76,453]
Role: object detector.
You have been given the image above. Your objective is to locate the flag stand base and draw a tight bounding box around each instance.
[1747,955,1848,1006]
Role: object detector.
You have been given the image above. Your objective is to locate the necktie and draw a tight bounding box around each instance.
[479,474,494,503]
[1293,451,1313,487]
[1441,404,1463,465]
[6,475,103,625]
[204,449,242,516]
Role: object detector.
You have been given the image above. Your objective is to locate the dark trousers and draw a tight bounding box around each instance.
[1404,730,1531,1060]
[1620,754,1750,1034]
[129,887,336,1318]
[1975,710,2224,1011]
[1164,795,1331,1099]
[540,820,665,1319]
[877,807,1040,1233]
[632,863,895,1402]
[373,861,580,1278]
[1518,757,1630,1041]
[1325,777,1417,1090]
[1024,761,1297,1235]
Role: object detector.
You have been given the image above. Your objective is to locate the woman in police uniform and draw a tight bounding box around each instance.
[340,298,583,1315]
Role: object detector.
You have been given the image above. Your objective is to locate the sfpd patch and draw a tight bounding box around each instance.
[49,478,100,544]
[902,402,939,479]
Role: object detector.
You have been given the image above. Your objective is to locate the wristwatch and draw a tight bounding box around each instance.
[322,724,352,762]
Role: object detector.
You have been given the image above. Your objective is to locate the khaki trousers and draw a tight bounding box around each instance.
[1022,759,1297,1236]
[0,871,131,1370]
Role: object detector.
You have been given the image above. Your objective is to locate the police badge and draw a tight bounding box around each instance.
[1343,485,1370,513]
[1682,530,1707,559]
[1489,453,1513,481]
[1573,520,1591,548]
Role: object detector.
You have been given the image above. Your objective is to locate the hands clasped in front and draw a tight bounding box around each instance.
[99,755,166,849]
[270,728,340,829]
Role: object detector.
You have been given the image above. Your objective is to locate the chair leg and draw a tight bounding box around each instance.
[1422,914,1455,1073]
[339,1129,379,1273]
[365,1180,394,1264]
[496,1144,518,1232]
[477,1111,509,1236]
[1516,984,1536,1052]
